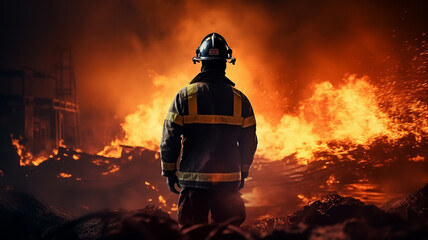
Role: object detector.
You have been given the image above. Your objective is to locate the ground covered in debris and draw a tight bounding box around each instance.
[1,183,428,240]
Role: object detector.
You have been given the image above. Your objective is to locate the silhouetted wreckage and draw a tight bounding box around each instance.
[246,193,428,239]
[382,183,428,221]
[2,184,428,240]
[0,189,68,240]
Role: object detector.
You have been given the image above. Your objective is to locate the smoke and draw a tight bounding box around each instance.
[1,0,426,151]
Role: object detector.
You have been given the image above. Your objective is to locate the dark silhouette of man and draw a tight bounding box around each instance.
[160,33,257,226]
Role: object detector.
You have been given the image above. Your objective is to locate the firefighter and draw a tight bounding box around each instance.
[160,33,257,226]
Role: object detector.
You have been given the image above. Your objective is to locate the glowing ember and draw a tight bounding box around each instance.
[101,164,120,175]
[158,195,167,207]
[144,181,159,191]
[409,155,424,162]
[57,172,72,178]
[326,175,340,186]
[297,194,318,205]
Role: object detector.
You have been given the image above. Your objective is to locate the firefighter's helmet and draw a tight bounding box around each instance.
[192,33,236,65]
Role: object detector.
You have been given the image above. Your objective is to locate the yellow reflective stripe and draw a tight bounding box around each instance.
[161,162,177,171]
[165,112,183,126]
[186,84,198,115]
[232,87,242,117]
[178,171,241,182]
[243,116,256,128]
[241,164,251,172]
[184,115,243,125]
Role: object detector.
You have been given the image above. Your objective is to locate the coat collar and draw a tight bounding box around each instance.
[190,70,235,86]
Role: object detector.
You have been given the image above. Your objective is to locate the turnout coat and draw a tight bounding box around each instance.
[160,70,257,189]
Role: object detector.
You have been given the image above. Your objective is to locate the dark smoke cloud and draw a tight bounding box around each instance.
[1,0,427,150]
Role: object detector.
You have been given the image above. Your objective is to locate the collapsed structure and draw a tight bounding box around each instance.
[0,49,80,166]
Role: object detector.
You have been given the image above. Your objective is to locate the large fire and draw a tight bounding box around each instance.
[3,0,427,226]
[97,73,426,165]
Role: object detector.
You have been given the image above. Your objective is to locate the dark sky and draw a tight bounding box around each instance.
[1,0,427,151]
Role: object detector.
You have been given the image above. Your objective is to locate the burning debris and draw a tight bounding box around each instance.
[0,144,178,218]
[0,2,427,239]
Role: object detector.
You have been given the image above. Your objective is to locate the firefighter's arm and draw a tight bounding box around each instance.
[160,92,184,178]
[239,95,258,179]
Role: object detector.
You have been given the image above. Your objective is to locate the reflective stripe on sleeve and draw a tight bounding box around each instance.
[242,116,256,128]
[186,84,198,115]
[241,164,251,172]
[183,115,243,125]
[178,171,241,182]
[165,112,183,126]
[232,87,242,117]
[161,162,177,171]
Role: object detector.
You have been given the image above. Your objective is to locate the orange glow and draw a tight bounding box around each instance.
[57,172,72,178]
[326,176,340,186]
[144,181,159,191]
[59,139,66,148]
[99,74,426,166]
[98,72,189,157]
[257,214,273,221]
[11,136,50,166]
[297,194,318,205]
[101,164,120,175]
[409,155,424,162]
[158,195,167,207]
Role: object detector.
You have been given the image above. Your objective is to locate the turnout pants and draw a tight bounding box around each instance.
[178,187,246,226]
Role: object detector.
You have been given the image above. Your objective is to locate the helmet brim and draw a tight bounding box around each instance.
[192,57,236,65]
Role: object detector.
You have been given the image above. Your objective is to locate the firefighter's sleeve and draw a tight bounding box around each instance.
[160,92,184,177]
[239,95,258,179]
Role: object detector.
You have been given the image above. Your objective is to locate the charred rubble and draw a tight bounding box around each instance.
[2,184,428,240]
[246,193,428,239]
[0,188,68,240]
[382,182,428,221]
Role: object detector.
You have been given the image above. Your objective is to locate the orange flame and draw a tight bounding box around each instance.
[11,136,50,166]
[98,72,189,157]
[99,74,426,165]
[101,164,120,175]
[57,172,72,178]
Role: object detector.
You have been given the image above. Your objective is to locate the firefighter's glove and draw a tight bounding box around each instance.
[167,175,181,194]
[239,178,245,190]
[239,172,249,190]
